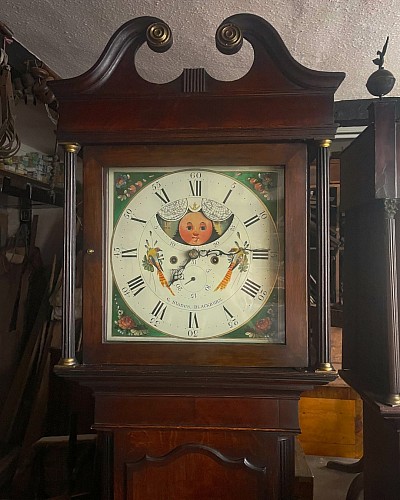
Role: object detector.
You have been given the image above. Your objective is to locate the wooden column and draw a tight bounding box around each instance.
[58,142,80,367]
[316,139,335,372]
[383,199,400,405]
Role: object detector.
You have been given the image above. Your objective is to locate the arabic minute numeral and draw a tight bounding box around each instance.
[258,289,268,301]
[124,209,146,225]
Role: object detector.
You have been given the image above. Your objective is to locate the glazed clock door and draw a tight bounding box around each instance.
[83,143,308,367]
[108,166,283,343]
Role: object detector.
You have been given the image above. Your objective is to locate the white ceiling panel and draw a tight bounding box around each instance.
[1,0,399,101]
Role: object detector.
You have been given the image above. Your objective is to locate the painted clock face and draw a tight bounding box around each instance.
[106,167,285,343]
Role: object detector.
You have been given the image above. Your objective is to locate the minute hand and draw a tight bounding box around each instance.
[199,248,270,258]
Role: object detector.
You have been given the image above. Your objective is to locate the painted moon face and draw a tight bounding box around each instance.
[178,212,214,245]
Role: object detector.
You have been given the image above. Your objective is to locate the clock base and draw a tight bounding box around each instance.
[56,365,336,499]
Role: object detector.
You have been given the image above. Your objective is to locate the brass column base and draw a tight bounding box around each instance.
[56,357,79,368]
[378,393,400,407]
[315,362,336,373]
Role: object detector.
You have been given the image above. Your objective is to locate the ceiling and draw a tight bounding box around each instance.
[1,0,400,154]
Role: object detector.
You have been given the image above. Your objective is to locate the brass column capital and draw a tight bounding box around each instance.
[60,142,81,154]
[319,139,332,148]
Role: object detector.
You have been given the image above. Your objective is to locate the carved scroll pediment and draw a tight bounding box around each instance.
[51,14,344,143]
[51,14,344,97]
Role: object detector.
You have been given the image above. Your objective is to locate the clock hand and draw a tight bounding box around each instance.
[213,240,271,291]
[199,248,233,258]
[169,248,200,286]
[200,247,270,258]
[169,259,190,285]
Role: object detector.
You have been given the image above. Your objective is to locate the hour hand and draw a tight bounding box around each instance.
[170,265,186,284]
[169,249,199,285]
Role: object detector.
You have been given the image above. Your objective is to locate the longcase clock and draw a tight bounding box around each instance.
[51,14,344,499]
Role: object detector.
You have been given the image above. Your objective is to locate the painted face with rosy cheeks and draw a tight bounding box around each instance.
[178,212,213,246]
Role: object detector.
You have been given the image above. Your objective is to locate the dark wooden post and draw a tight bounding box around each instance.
[58,142,80,367]
[316,139,335,372]
[383,199,400,405]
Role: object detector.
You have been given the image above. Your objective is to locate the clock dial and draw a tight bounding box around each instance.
[107,167,284,342]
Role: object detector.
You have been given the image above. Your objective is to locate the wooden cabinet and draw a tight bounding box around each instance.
[51,13,344,499]
[341,99,400,498]
[341,100,400,400]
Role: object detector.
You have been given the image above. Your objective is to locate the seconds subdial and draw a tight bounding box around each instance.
[182,264,208,293]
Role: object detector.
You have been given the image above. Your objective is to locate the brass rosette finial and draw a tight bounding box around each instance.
[146,22,173,53]
[216,22,243,55]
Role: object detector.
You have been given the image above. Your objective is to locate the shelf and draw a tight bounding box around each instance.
[0,168,63,207]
